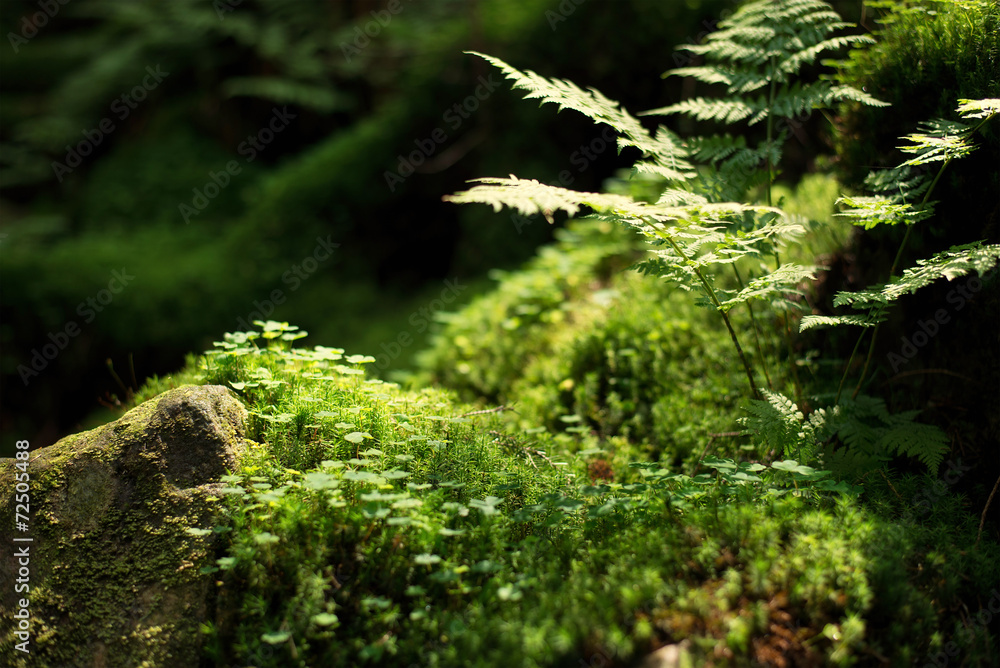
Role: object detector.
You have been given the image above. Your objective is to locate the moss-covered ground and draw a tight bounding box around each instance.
[124,175,999,665]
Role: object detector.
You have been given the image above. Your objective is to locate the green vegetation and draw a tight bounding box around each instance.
[2,0,737,452]
[443,1,998,483]
[8,0,1000,665]
[154,322,996,666]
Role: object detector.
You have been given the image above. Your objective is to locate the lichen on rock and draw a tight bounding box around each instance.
[0,385,248,668]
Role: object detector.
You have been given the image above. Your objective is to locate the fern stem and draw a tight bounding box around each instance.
[850,157,952,399]
[847,112,997,398]
[658,230,760,399]
[772,250,804,407]
[849,321,880,400]
[733,264,773,391]
[835,326,867,404]
[765,67,777,208]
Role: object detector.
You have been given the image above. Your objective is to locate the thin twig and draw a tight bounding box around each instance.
[878,468,903,502]
[524,444,557,469]
[881,368,977,385]
[459,405,515,418]
[976,472,1000,547]
[524,450,537,469]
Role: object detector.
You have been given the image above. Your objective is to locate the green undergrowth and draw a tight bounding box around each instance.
[148,320,1000,667]
[417,173,852,469]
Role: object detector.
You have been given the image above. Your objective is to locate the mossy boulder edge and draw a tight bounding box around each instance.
[0,385,248,667]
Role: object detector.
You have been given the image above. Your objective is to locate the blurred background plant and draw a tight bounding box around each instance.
[1,0,738,453]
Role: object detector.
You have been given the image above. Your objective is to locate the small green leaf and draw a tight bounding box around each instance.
[254,532,280,545]
[261,631,290,644]
[311,613,339,627]
[414,553,442,565]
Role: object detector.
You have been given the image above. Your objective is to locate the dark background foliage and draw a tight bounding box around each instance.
[0,0,736,453]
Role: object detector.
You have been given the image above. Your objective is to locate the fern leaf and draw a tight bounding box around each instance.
[800,313,881,331]
[898,119,975,166]
[685,134,750,164]
[444,176,628,223]
[467,52,694,179]
[777,35,876,77]
[835,195,934,229]
[720,264,816,311]
[741,390,806,455]
[655,189,709,206]
[956,97,1000,120]
[645,97,756,125]
[876,422,948,477]
[880,243,1000,301]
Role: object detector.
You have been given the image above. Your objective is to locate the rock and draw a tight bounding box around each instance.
[638,640,692,668]
[0,385,247,668]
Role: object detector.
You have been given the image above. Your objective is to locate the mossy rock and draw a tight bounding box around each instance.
[0,385,247,667]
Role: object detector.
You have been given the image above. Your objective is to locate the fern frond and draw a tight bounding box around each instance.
[222,77,345,112]
[880,243,1000,301]
[444,176,630,223]
[835,195,934,229]
[645,97,756,125]
[655,189,709,207]
[862,165,931,204]
[685,134,748,163]
[719,264,816,311]
[777,35,876,77]
[956,97,1000,120]
[875,422,948,476]
[898,119,975,166]
[741,390,806,455]
[832,289,887,310]
[800,313,882,331]
[445,176,765,227]
[467,52,695,180]
[817,395,950,476]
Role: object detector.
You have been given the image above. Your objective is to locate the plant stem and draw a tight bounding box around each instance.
[733,264,773,391]
[658,229,760,398]
[771,250,804,407]
[764,55,779,208]
[835,326,867,404]
[848,157,952,399]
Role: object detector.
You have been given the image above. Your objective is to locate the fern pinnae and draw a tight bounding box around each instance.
[464,51,695,182]
[819,98,1000,399]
